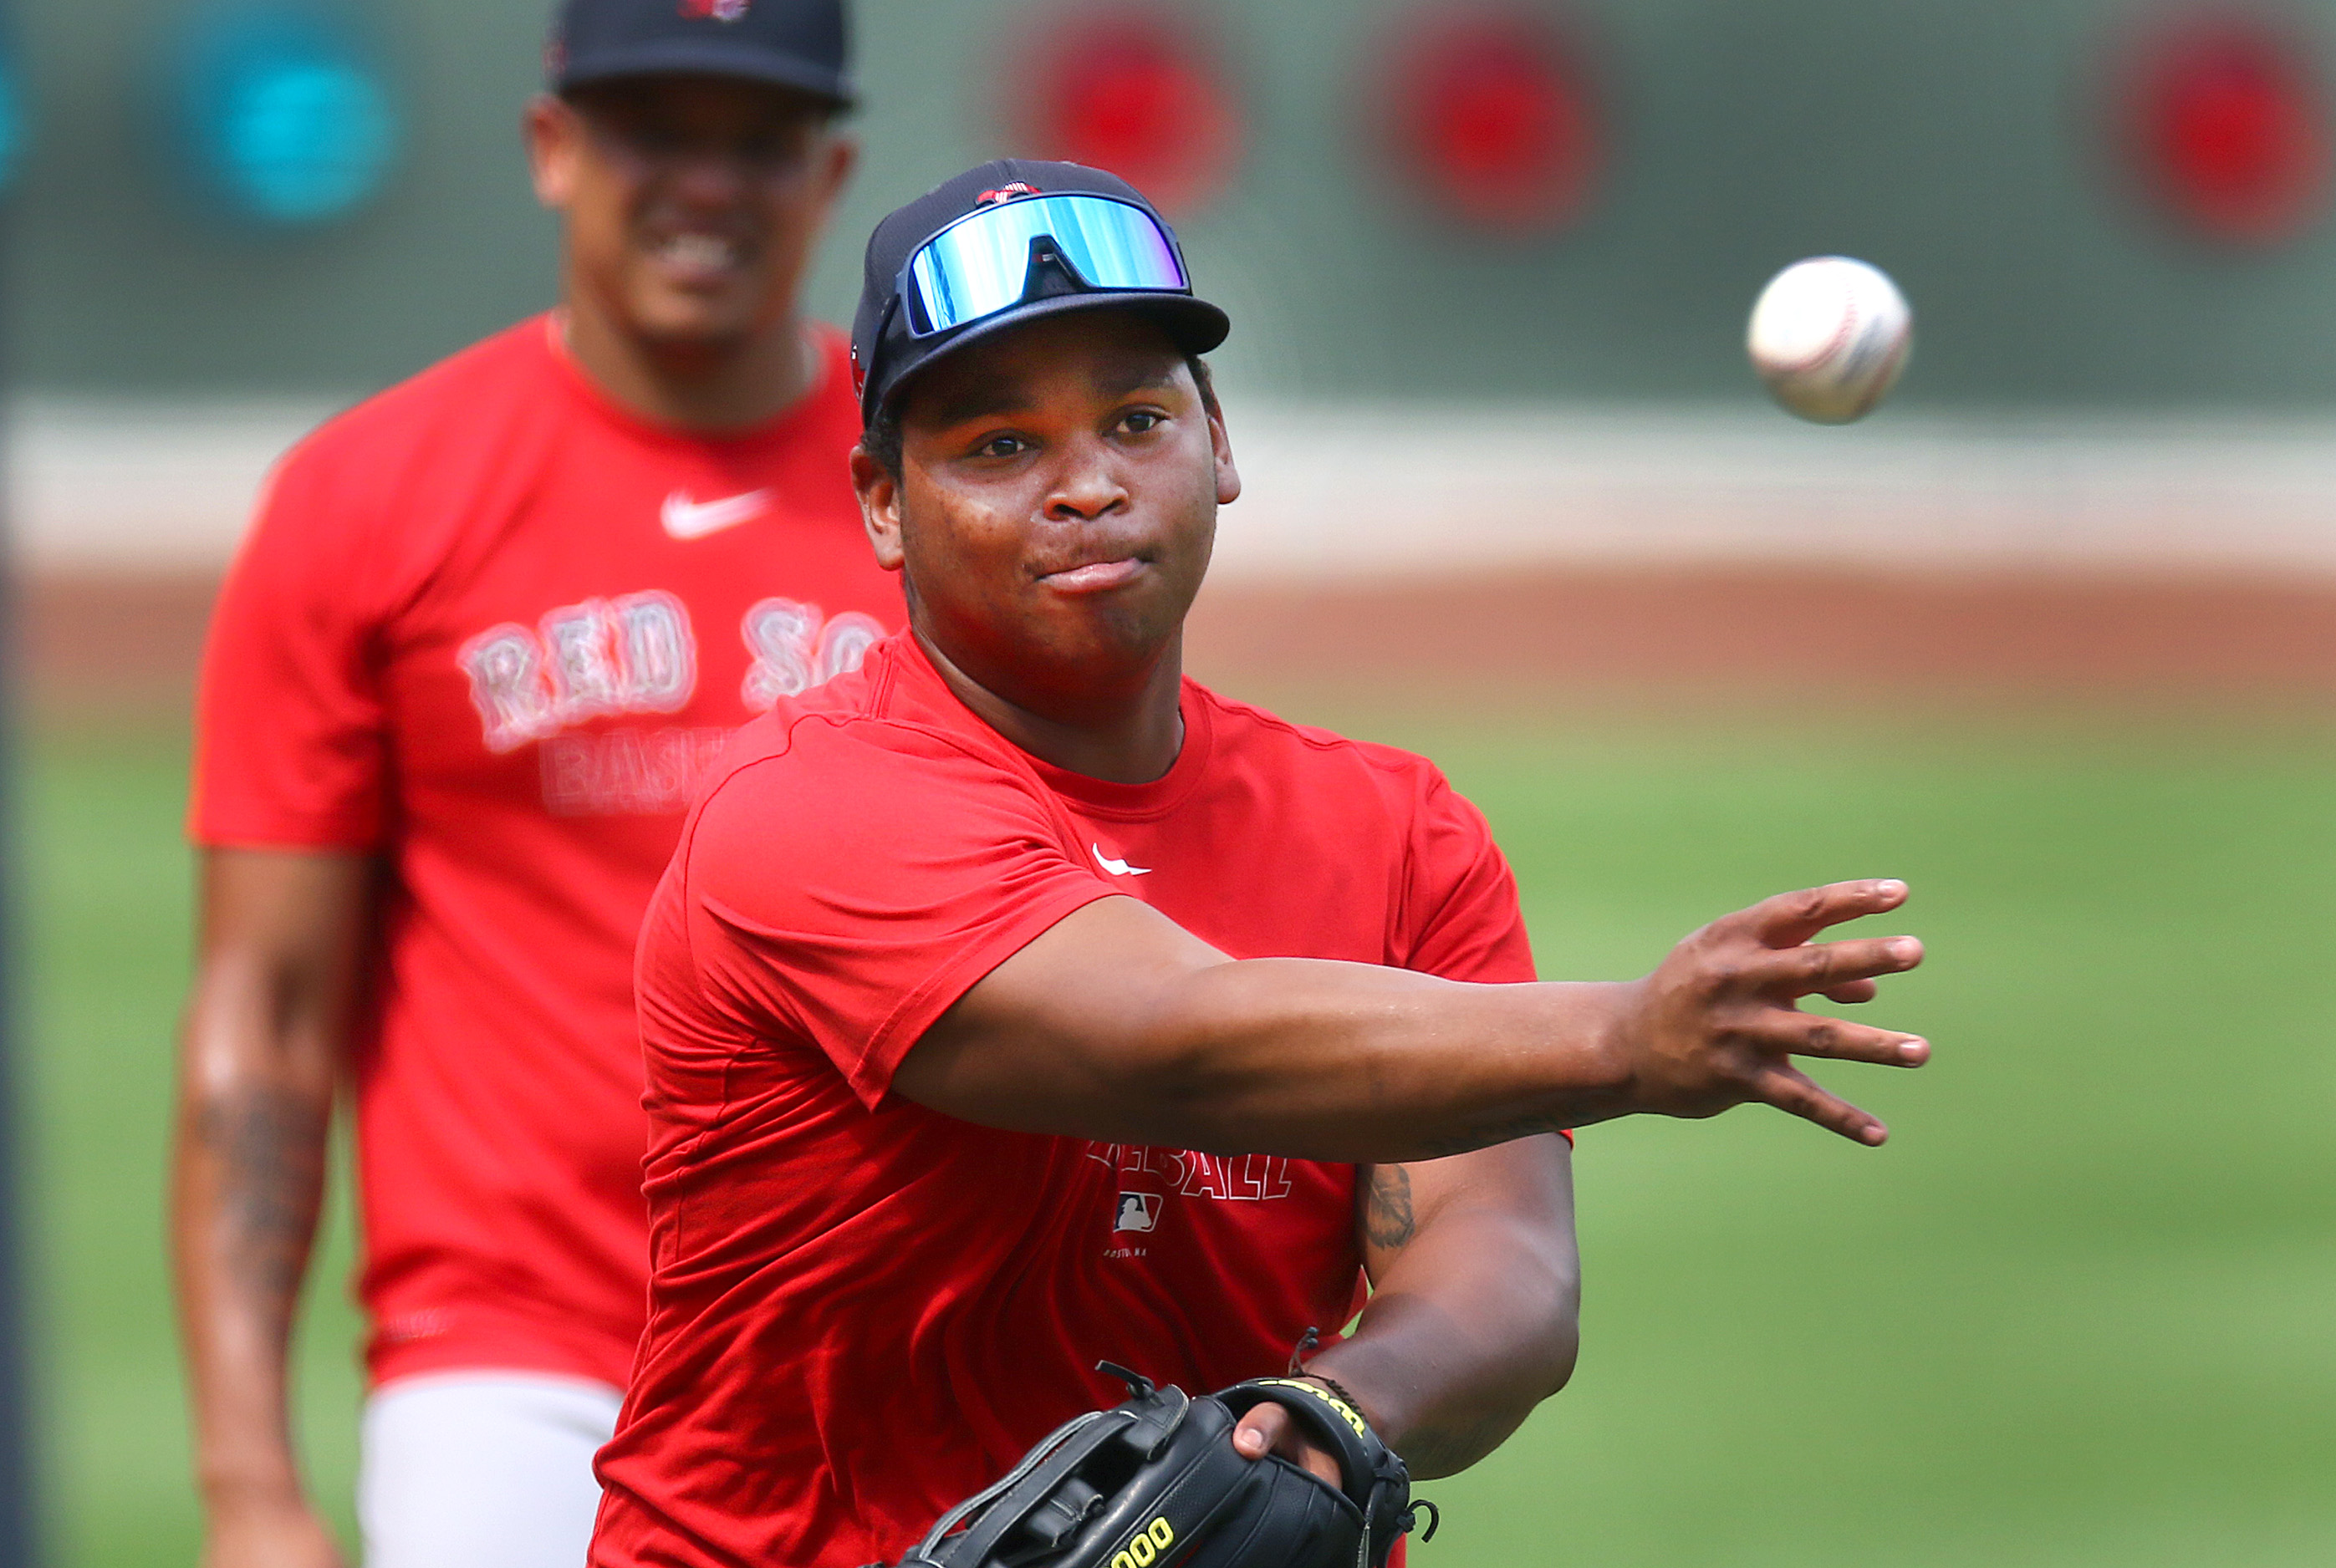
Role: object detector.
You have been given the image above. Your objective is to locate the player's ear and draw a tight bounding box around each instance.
[788,131,859,259]
[850,445,906,573]
[524,93,583,210]
[1210,406,1241,507]
[811,130,859,214]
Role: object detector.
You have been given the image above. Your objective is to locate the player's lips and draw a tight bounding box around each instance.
[1036,556,1147,593]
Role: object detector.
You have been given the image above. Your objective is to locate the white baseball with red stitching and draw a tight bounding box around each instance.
[1747,256,1913,425]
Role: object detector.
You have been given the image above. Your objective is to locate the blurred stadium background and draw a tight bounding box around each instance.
[5,0,2335,1563]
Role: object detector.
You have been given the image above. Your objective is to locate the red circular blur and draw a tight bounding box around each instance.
[1007,7,1242,217]
[1380,8,1601,236]
[2122,13,2330,246]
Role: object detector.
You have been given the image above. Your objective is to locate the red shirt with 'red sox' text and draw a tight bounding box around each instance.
[589,631,1535,1568]
[189,315,901,1392]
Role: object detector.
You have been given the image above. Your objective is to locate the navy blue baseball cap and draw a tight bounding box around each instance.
[851,160,1232,425]
[547,0,853,106]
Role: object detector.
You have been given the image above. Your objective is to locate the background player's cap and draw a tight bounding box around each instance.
[547,0,854,108]
[851,160,1232,426]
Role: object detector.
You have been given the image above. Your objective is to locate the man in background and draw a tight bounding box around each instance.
[169,3,898,1564]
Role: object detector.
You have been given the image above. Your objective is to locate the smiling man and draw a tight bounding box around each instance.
[585,162,1931,1568]
[171,4,900,1566]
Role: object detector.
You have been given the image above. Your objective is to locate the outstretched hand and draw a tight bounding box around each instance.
[1616,878,1927,1145]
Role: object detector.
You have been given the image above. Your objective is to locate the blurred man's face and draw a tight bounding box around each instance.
[853,311,1241,710]
[528,74,854,350]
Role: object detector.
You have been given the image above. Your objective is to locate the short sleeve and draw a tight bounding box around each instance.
[683,719,1120,1107]
[187,431,392,850]
[1398,771,1536,985]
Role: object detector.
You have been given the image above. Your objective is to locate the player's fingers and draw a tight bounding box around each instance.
[1819,979,1879,1004]
[1755,1062,1889,1145]
[1232,1403,1342,1485]
[1232,1403,1289,1461]
[1753,1010,1929,1067]
[1285,1435,1346,1488]
[1733,879,1909,949]
[1758,934,1922,996]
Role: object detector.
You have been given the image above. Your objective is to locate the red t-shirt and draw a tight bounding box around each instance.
[589,632,1534,1568]
[189,315,903,1389]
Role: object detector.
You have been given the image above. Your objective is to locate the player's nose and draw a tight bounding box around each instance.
[1043,445,1132,522]
[663,145,755,208]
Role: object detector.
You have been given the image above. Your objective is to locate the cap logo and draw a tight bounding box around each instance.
[678,0,749,20]
[977,183,1043,206]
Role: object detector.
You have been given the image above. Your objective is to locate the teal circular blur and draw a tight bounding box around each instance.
[176,8,400,226]
[0,56,22,193]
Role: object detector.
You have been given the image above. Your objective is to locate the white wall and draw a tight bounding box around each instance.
[13,398,2336,581]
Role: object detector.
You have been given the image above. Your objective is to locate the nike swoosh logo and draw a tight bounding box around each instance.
[1093,843,1152,878]
[661,489,771,540]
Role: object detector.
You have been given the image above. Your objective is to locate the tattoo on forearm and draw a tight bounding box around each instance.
[196,1088,329,1313]
[1364,1165,1415,1251]
[1419,1115,1570,1159]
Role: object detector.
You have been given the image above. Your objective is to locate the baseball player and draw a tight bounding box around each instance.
[170,4,899,1565]
[584,160,1930,1568]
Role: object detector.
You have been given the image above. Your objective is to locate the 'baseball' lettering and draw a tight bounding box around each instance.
[1083,1143,1295,1203]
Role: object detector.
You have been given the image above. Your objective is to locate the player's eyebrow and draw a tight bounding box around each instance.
[921,355,1181,430]
[1089,359,1180,402]
[924,377,1037,429]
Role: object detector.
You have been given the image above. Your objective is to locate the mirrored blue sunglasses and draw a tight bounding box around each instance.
[900,193,1192,339]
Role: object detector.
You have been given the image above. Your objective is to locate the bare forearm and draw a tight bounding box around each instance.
[1132,962,1636,1159]
[172,848,370,1505]
[1309,1147,1580,1479]
[910,882,1929,1156]
[1312,1217,1579,1476]
[919,951,1636,1163]
[172,1028,335,1498]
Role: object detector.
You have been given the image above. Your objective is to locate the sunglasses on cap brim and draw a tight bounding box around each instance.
[897,193,1194,339]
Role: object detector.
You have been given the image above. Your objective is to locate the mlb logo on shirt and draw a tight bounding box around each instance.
[1114,1193,1160,1234]
[678,0,748,20]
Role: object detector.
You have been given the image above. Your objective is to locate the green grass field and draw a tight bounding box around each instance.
[18,709,2335,1565]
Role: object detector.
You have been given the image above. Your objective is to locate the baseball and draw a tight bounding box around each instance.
[1746,256,1912,424]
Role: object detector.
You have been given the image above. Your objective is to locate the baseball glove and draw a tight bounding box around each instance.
[869,1363,1433,1568]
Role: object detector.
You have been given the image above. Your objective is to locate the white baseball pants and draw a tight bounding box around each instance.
[359,1370,624,1568]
